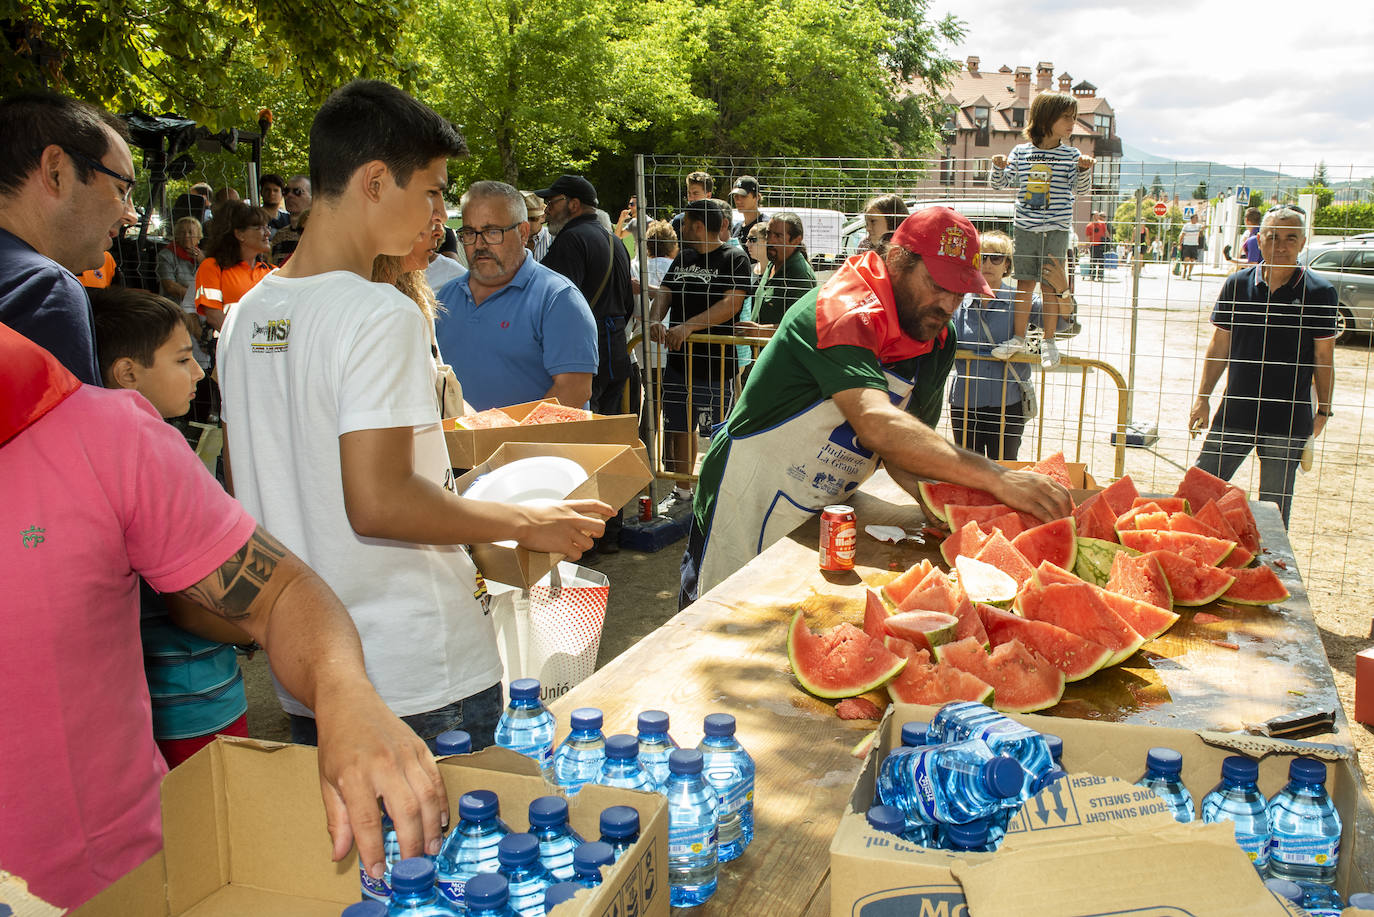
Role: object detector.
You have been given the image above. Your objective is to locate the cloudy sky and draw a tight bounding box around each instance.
[930,0,1374,179]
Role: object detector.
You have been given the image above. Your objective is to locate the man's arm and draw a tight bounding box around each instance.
[203,307,226,332]
[173,526,446,881]
[1189,326,1232,434]
[665,289,747,349]
[832,386,1071,522]
[1312,336,1334,438]
[545,372,593,408]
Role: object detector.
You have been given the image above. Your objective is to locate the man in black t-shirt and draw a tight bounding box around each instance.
[1188,206,1336,526]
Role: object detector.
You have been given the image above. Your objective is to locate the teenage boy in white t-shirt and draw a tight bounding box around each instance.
[219,81,611,751]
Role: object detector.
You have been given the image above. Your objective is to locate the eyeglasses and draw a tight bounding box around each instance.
[1267,203,1306,216]
[285,187,309,197]
[545,195,567,209]
[68,150,135,203]
[980,252,1008,264]
[457,223,521,245]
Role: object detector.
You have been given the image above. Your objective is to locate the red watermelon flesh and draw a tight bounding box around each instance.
[1073,492,1120,543]
[1193,502,1254,568]
[1131,511,1171,531]
[881,560,935,607]
[1175,466,1238,514]
[918,481,1000,523]
[1099,475,1141,516]
[1222,565,1291,606]
[1164,512,1214,537]
[1031,558,1176,639]
[935,637,1065,713]
[787,612,908,698]
[1029,451,1074,488]
[884,640,994,706]
[885,610,961,653]
[1012,517,1078,570]
[1016,582,1145,665]
[1216,489,1261,556]
[884,635,918,657]
[1144,550,1236,606]
[973,532,1036,588]
[941,521,991,566]
[863,589,890,641]
[945,502,1015,531]
[1119,529,1235,567]
[454,407,520,429]
[978,603,1112,681]
[1107,552,1173,610]
[984,511,1030,538]
[948,591,990,648]
[836,697,885,720]
[898,578,957,614]
[1114,502,1165,533]
[1133,496,1189,514]
[519,402,593,424]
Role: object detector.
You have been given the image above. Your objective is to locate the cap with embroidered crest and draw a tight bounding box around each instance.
[890,206,994,297]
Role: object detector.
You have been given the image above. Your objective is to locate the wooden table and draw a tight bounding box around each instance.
[549,471,1349,915]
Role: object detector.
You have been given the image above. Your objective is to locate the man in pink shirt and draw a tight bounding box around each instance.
[0,321,447,908]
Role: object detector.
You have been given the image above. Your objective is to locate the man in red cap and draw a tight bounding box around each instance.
[680,206,1073,605]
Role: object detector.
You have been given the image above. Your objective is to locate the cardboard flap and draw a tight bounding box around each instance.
[999,774,1178,850]
[1196,729,1350,762]
[444,399,641,469]
[448,744,545,778]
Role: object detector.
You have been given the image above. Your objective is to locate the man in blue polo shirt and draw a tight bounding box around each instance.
[1189,205,1336,526]
[436,181,598,411]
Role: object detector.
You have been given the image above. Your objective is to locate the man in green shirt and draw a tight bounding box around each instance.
[680,207,1074,606]
[749,212,818,328]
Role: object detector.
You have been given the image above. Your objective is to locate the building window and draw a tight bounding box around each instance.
[973,106,990,147]
[971,158,990,187]
[1012,108,1025,128]
[1094,113,1113,137]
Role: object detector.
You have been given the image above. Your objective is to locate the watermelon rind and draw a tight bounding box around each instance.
[850,729,879,759]
[954,554,1018,605]
[1074,537,1139,587]
[1144,551,1235,606]
[787,610,908,699]
[977,603,1112,682]
[1015,582,1145,666]
[1011,517,1079,570]
[1221,565,1291,606]
[917,481,1000,524]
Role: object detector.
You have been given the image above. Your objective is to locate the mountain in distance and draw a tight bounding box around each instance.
[1116,142,1295,197]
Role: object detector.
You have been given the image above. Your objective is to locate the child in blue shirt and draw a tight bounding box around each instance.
[989,91,1093,368]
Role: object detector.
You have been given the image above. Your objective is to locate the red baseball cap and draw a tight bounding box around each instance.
[890,206,995,298]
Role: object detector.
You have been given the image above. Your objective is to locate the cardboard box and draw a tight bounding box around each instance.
[455,442,653,587]
[997,459,1099,491]
[1356,646,1374,726]
[444,399,641,470]
[68,737,667,917]
[830,704,1366,916]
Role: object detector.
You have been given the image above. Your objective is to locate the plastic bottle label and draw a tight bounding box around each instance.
[1234,831,1269,867]
[908,755,939,821]
[437,876,465,905]
[359,864,390,901]
[668,820,717,856]
[715,779,753,816]
[1270,833,1339,866]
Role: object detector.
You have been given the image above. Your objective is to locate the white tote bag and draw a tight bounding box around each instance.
[488,562,609,702]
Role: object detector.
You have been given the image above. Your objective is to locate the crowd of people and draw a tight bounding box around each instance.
[0,80,1338,910]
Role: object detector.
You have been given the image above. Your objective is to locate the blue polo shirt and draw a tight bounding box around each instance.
[0,228,101,384]
[435,251,598,411]
[949,286,1042,410]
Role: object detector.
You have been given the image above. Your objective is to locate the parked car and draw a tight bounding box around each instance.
[1305,242,1374,343]
[734,206,848,269]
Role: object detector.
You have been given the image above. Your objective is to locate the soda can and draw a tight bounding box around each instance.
[639,496,653,522]
[819,504,857,571]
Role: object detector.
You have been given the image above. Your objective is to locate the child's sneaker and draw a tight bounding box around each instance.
[1040,339,1061,368]
[990,336,1028,360]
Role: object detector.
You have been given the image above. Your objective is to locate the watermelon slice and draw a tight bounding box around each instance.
[1216,489,1261,556]
[1016,582,1145,665]
[884,635,918,658]
[518,402,593,424]
[917,481,999,524]
[945,502,1016,532]
[1194,501,1255,568]
[1133,496,1189,514]
[880,560,935,608]
[1119,529,1236,567]
[983,511,1029,539]
[898,577,958,614]
[1222,565,1291,606]
[1029,451,1074,488]
[1074,536,1139,587]
[863,589,890,641]
[1131,510,1171,531]
[1175,466,1238,514]
[941,520,991,566]
[1099,476,1141,516]
[1034,562,1179,641]
[954,554,1018,606]
[1107,552,1174,611]
[885,611,960,653]
[787,612,907,699]
[1011,517,1078,570]
[851,730,879,759]
[836,697,885,720]
[453,407,520,429]
[978,603,1113,682]
[935,637,1065,713]
[1114,502,1165,534]
[1072,492,1120,543]
[949,589,991,648]
[884,641,994,706]
[1144,550,1236,606]
[973,531,1036,588]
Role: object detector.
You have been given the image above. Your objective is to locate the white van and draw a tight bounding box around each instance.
[734,206,848,267]
[837,198,1018,260]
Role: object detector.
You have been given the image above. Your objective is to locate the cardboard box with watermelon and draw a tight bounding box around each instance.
[444,398,642,469]
[831,704,1367,914]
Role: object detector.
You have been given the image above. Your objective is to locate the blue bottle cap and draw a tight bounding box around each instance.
[638,710,670,733]
[599,805,640,838]
[1220,755,1259,783]
[1145,747,1183,775]
[1032,766,1068,794]
[982,757,1025,799]
[605,734,639,759]
[497,832,541,867]
[1347,892,1374,908]
[571,707,604,731]
[1263,878,1303,903]
[459,789,500,822]
[529,795,569,828]
[466,872,511,909]
[389,856,438,894]
[340,901,388,917]
[510,678,541,700]
[945,818,991,849]
[669,748,703,775]
[1043,734,1063,762]
[435,730,471,755]
[900,722,929,747]
[545,880,582,910]
[574,840,615,873]
[866,804,905,834]
[1289,755,1327,784]
[703,713,737,736]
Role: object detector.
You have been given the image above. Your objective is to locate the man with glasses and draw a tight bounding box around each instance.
[270,174,311,264]
[258,173,290,233]
[434,180,598,411]
[0,91,138,383]
[1189,204,1336,527]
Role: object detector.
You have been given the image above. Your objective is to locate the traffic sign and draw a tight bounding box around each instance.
[1183,206,1196,218]
[1236,185,1249,203]
[1153,201,1168,217]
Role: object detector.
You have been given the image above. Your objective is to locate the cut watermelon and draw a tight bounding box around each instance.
[880,560,934,608]
[1132,511,1170,530]
[1164,512,1213,537]
[1012,517,1078,570]
[1133,496,1189,514]
[1144,550,1235,606]
[518,402,593,424]
[1099,475,1141,516]
[978,603,1113,682]
[949,589,991,648]
[984,511,1029,539]
[941,520,991,566]
[973,531,1036,588]
[1216,489,1261,556]
[884,641,994,706]
[1029,451,1074,488]
[836,697,885,720]
[1114,502,1165,534]
[1072,492,1120,543]
[863,589,889,641]
[935,637,1064,713]
[453,407,519,429]
[1031,560,1179,640]
[885,611,960,653]
[917,481,999,524]
[945,502,1016,532]
[954,554,1018,606]
[787,612,907,699]
[1175,466,1239,514]
[1119,529,1236,567]
[851,730,879,759]
[1193,501,1255,568]
[884,635,918,658]
[1074,536,1139,587]
[898,578,958,614]
[1016,582,1145,665]
[1222,565,1291,606]
[1107,552,1173,610]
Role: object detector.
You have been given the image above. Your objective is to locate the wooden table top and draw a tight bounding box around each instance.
[549,470,1346,916]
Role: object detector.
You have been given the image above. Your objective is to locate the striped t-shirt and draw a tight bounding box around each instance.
[990,142,1091,232]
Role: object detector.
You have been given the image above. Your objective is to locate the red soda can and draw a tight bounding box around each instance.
[819,504,857,571]
[639,495,653,522]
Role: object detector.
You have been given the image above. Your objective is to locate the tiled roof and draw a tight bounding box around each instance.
[923,60,1115,136]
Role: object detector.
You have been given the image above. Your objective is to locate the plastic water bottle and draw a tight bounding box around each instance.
[876,738,1023,827]
[1265,878,1303,905]
[595,734,653,792]
[598,805,640,861]
[528,796,583,882]
[543,881,582,913]
[1044,734,1063,766]
[436,730,472,756]
[496,833,553,917]
[466,873,519,917]
[1267,757,1341,888]
[494,679,555,775]
[1200,755,1270,873]
[663,748,719,908]
[342,902,388,917]
[697,713,755,863]
[360,805,408,903]
[900,722,929,747]
[866,804,906,838]
[388,858,460,915]
[437,790,510,907]
[637,710,678,790]
[552,708,606,794]
[928,702,1052,801]
[571,840,614,889]
[943,817,995,853]
[1346,892,1374,910]
[1135,747,1195,823]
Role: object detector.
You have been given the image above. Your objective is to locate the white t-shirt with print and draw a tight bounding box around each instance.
[219,271,500,717]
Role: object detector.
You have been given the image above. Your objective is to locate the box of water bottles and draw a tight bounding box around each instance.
[830,703,1367,916]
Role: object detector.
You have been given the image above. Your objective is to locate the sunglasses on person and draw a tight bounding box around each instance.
[1267,203,1306,216]
[980,252,1009,265]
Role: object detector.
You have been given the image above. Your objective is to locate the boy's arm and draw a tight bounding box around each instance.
[989,153,1012,190]
[1073,155,1093,192]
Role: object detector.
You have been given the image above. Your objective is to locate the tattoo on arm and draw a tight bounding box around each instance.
[178,527,287,620]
